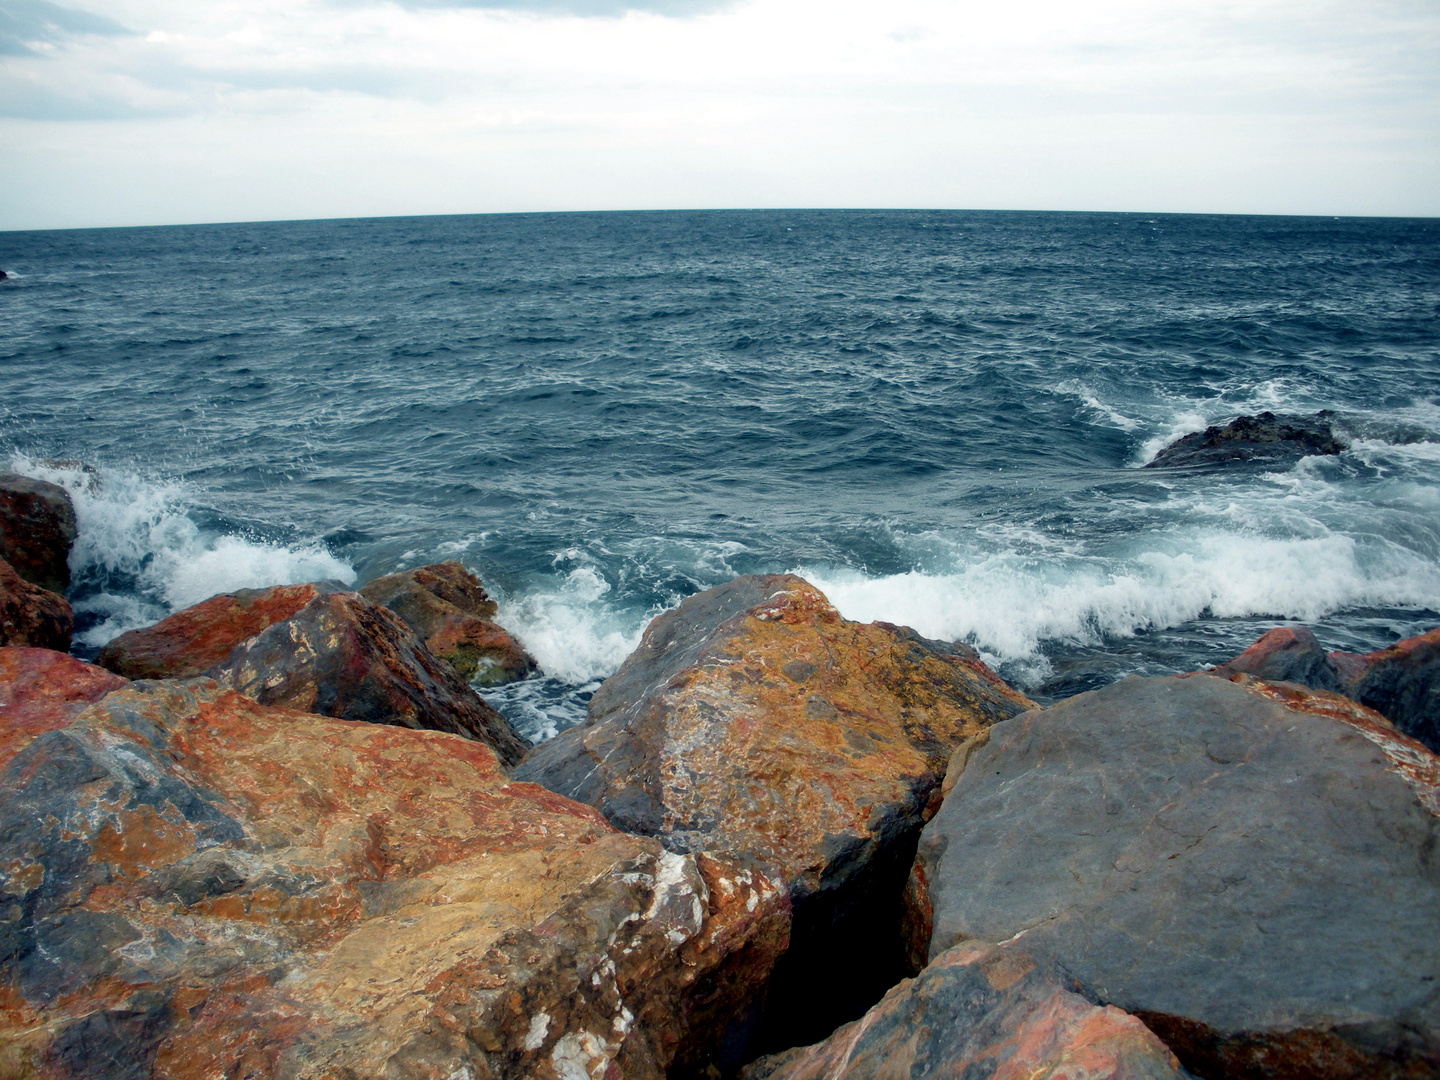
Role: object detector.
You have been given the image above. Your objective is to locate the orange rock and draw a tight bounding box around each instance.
[0,556,72,652]
[0,646,126,768]
[0,679,790,1079]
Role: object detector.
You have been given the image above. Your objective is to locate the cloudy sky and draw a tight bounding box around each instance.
[2,0,1437,229]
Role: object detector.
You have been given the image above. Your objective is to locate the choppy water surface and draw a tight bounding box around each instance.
[3,210,1438,739]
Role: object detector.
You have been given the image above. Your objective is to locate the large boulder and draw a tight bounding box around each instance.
[97,582,528,767]
[360,561,537,685]
[516,574,1035,1047]
[1146,411,1345,468]
[0,555,72,651]
[909,673,1440,1080]
[0,647,126,768]
[0,677,791,1079]
[1208,625,1439,753]
[741,941,1185,1080]
[0,472,77,594]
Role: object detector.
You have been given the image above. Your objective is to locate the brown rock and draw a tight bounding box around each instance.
[0,472,77,594]
[0,555,73,652]
[1207,625,1340,691]
[0,678,791,1079]
[0,646,127,768]
[911,673,1440,1080]
[95,582,529,767]
[742,941,1185,1080]
[516,573,1035,1047]
[360,561,536,685]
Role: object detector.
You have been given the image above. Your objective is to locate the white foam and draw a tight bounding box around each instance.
[495,566,652,685]
[9,455,354,646]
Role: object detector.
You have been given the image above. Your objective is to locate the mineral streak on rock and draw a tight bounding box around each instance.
[96,581,529,767]
[360,561,537,685]
[741,941,1186,1080]
[1145,410,1345,468]
[0,555,73,652]
[0,646,127,768]
[910,673,1440,1080]
[0,472,78,594]
[0,678,791,1079]
[516,573,1035,1047]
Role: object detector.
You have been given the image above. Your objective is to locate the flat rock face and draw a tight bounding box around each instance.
[0,646,127,768]
[0,473,77,594]
[516,573,1034,1045]
[0,679,790,1079]
[911,673,1440,1080]
[741,941,1185,1080]
[96,582,528,767]
[360,561,537,685]
[1146,411,1345,468]
[0,555,72,652]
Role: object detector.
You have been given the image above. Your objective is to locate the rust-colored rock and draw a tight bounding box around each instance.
[911,673,1440,1080]
[0,472,77,595]
[95,582,528,767]
[0,679,791,1079]
[516,574,1035,1047]
[360,561,536,685]
[0,555,72,652]
[1207,625,1340,691]
[0,646,127,768]
[742,941,1185,1080]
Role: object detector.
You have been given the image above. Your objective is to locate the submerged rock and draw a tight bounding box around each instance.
[97,581,528,767]
[0,555,72,651]
[516,573,1035,1047]
[0,677,791,1079]
[1145,411,1345,468]
[360,561,536,685]
[909,673,1440,1080]
[0,646,127,768]
[0,471,77,594]
[742,941,1185,1080]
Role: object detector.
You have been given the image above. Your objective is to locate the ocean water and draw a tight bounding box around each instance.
[2,209,1438,741]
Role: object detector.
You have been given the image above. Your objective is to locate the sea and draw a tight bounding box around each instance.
[3,209,1438,742]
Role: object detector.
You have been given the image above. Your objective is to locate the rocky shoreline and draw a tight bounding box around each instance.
[2,466,1438,1079]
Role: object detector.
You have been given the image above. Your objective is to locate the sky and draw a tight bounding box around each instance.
[1,0,1438,229]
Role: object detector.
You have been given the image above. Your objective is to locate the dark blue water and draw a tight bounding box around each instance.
[3,209,1438,739]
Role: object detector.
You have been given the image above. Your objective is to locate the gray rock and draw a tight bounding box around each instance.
[910,674,1440,1080]
[1145,411,1345,469]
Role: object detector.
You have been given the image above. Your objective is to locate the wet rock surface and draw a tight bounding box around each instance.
[0,555,72,651]
[0,472,77,594]
[0,678,790,1079]
[515,573,1035,1048]
[910,673,1440,1080]
[96,581,528,767]
[1146,411,1345,468]
[360,561,536,685]
[741,941,1185,1080]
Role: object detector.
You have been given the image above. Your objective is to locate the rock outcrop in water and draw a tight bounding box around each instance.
[0,472,77,594]
[741,941,1186,1080]
[97,581,528,766]
[1209,624,1440,753]
[515,573,1035,1047]
[360,561,537,685]
[1145,411,1345,468]
[0,675,791,1080]
[0,556,72,651]
[907,673,1440,1080]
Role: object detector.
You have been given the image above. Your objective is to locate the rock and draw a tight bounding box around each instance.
[0,555,72,651]
[1146,411,1345,468]
[1332,628,1440,755]
[1207,625,1341,691]
[97,582,529,767]
[360,561,537,685]
[0,472,78,594]
[0,678,791,1079]
[0,647,127,768]
[909,673,1440,1080]
[741,940,1185,1080]
[516,573,1035,1048]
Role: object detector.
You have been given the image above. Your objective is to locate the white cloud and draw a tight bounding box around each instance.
[1,0,1436,226]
